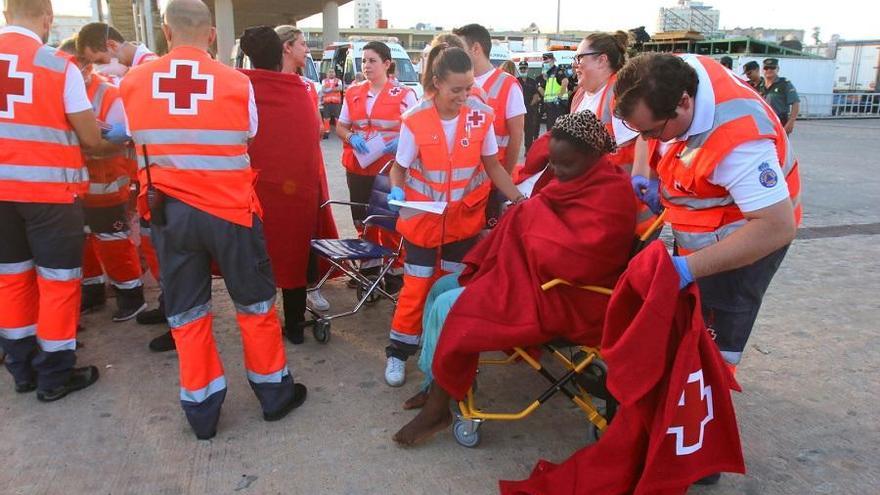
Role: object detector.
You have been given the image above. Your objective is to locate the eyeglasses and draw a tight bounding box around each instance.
[573,51,601,65]
[620,117,671,139]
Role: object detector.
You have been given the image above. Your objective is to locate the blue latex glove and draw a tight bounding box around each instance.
[383,137,399,155]
[103,122,131,145]
[387,186,405,211]
[631,175,662,215]
[671,256,694,289]
[348,133,370,154]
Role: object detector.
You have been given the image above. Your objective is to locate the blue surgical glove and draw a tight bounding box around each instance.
[671,256,694,289]
[387,186,405,211]
[103,122,131,145]
[383,137,399,155]
[348,134,370,154]
[631,175,662,215]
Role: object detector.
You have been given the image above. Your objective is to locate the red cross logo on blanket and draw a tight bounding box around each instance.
[666,369,714,456]
[388,86,402,96]
[152,60,213,115]
[467,110,485,128]
[0,55,33,119]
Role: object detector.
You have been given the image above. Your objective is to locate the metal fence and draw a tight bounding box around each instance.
[799,93,880,118]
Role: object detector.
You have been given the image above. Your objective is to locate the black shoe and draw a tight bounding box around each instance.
[263,383,308,421]
[36,366,100,402]
[196,429,217,441]
[80,284,106,314]
[285,324,305,345]
[694,473,722,485]
[136,308,167,325]
[148,331,176,352]
[383,273,404,296]
[112,286,147,322]
[15,380,36,393]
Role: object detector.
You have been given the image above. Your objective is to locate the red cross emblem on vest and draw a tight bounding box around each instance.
[152,60,213,115]
[666,369,714,456]
[388,86,402,97]
[467,110,485,128]
[0,54,33,119]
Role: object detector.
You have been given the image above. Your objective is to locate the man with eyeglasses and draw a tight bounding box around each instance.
[758,58,800,134]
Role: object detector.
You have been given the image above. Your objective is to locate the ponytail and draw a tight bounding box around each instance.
[421,34,467,95]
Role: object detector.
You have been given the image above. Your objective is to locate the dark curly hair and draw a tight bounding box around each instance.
[613,53,698,121]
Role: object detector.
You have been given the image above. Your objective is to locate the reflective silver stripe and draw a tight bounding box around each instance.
[180,375,227,403]
[234,295,276,315]
[168,301,211,329]
[109,278,142,290]
[486,71,509,99]
[464,97,493,114]
[440,260,466,273]
[131,129,250,146]
[720,350,742,365]
[138,154,250,171]
[0,260,34,275]
[351,119,370,129]
[405,175,446,201]
[95,232,129,242]
[452,166,478,182]
[495,135,510,147]
[0,164,87,184]
[33,46,68,73]
[402,99,434,119]
[82,275,106,286]
[404,263,435,278]
[781,139,797,176]
[91,83,109,114]
[0,324,36,340]
[791,193,801,209]
[389,329,420,346]
[88,176,130,195]
[247,366,289,384]
[36,266,81,281]
[0,123,79,145]
[368,119,400,130]
[451,170,489,201]
[672,220,746,252]
[37,337,76,352]
[681,98,779,165]
[419,168,447,183]
[661,185,735,209]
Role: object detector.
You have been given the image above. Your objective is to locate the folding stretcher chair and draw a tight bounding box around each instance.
[452,212,667,448]
[306,168,401,343]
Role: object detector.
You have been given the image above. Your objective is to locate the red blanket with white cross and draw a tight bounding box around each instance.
[499,241,745,495]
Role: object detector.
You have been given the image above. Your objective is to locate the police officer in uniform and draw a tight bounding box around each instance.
[517,61,540,150]
[742,60,760,90]
[758,58,800,134]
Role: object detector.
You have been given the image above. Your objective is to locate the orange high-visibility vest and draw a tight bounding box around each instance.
[396,96,494,248]
[341,80,412,176]
[477,68,517,164]
[656,55,802,254]
[321,77,342,104]
[592,73,658,236]
[120,46,259,227]
[0,30,87,204]
[83,75,135,208]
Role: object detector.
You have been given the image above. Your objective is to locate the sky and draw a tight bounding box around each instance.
[52,0,878,42]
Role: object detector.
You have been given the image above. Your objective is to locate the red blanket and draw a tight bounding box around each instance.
[433,157,637,400]
[499,242,745,494]
[241,69,321,288]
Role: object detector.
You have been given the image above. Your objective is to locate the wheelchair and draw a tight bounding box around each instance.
[452,212,666,448]
[305,166,401,343]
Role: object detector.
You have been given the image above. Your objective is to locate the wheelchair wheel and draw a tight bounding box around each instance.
[453,417,482,448]
[312,319,331,344]
[356,276,383,305]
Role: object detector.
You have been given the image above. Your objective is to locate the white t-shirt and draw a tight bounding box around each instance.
[132,44,158,67]
[575,83,639,145]
[395,118,498,168]
[474,69,527,120]
[0,27,92,114]
[658,54,791,213]
[338,85,418,124]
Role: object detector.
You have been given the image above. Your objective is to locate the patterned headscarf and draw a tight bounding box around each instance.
[551,110,617,155]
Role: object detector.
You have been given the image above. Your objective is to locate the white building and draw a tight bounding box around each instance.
[49,15,93,45]
[354,0,382,29]
[657,1,720,37]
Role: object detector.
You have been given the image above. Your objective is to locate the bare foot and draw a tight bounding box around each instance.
[392,408,453,446]
[402,390,429,410]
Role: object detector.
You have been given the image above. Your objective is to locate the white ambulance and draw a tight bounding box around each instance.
[323,38,424,99]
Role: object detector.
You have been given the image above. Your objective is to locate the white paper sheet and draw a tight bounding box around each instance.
[516,166,548,198]
[354,134,387,169]
[388,199,447,218]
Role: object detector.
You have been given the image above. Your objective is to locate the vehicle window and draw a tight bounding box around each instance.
[304,57,318,81]
[344,56,355,84]
[393,58,419,83]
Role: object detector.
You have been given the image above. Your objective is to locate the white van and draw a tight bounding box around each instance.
[232,39,320,82]
[489,43,511,68]
[325,39,424,99]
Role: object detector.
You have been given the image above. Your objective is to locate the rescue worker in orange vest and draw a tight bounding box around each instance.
[57,39,147,322]
[453,24,526,227]
[614,53,800,485]
[0,0,118,401]
[383,45,526,387]
[320,69,343,139]
[336,41,417,291]
[119,0,306,439]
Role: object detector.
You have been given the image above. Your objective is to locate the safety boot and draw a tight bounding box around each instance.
[80,283,106,314]
[137,293,167,325]
[112,286,147,322]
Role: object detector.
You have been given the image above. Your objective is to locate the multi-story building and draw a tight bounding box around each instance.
[657,0,720,38]
[355,0,383,29]
[720,27,804,44]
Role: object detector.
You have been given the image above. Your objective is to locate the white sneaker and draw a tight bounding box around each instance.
[384,356,406,387]
[307,289,330,311]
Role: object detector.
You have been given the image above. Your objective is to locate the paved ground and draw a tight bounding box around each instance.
[1,120,878,494]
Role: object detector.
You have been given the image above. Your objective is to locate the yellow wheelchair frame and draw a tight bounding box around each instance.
[452,213,666,448]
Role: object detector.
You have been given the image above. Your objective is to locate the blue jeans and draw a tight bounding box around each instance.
[417,274,465,391]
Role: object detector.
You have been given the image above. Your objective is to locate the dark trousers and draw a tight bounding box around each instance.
[524,108,540,151]
[345,171,376,229]
[545,101,567,131]
[0,200,84,390]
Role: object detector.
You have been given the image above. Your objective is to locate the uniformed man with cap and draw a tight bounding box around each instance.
[758,58,799,134]
[742,60,760,90]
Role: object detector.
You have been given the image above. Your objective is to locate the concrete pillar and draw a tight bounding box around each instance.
[142,0,155,49]
[323,0,339,46]
[214,0,235,65]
